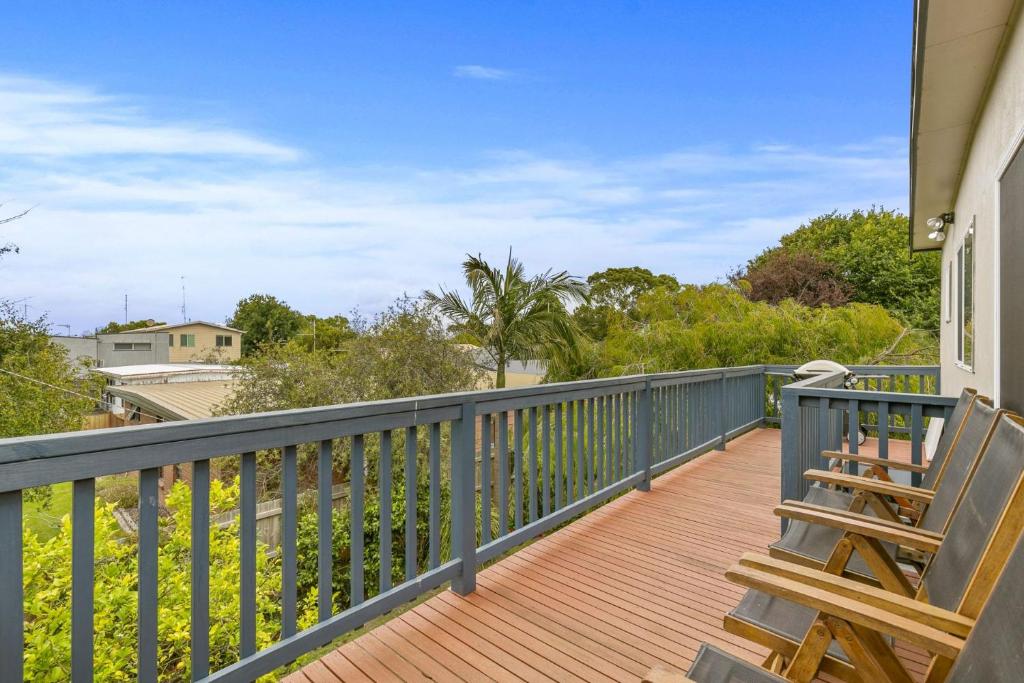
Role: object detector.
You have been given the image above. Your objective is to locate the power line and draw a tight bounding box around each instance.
[0,366,166,423]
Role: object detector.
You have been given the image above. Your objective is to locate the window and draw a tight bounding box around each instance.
[180,334,196,348]
[946,260,954,323]
[957,218,975,370]
[113,342,152,351]
[168,333,174,347]
[215,334,233,347]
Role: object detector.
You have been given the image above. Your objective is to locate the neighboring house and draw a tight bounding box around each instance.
[910,0,1023,412]
[95,363,241,419]
[51,321,243,369]
[128,321,243,363]
[458,344,548,388]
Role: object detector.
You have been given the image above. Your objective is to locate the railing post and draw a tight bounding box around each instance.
[780,386,800,533]
[451,399,477,595]
[717,370,727,450]
[758,366,767,425]
[636,377,652,492]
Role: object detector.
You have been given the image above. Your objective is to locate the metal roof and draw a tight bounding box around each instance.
[107,380,239,420]
[94,363,240,379]
[125,321,244,334]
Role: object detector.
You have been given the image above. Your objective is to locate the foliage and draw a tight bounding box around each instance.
[23,479,293,681]
[286,314,356,353]
[574,266,680,340]
[227,294,305,355]
[740,209,940,329]
[424,251,589,387]
[731,250,852,307]
[0,301,101,439]
[554,284,906,379]
[95,319,165,334]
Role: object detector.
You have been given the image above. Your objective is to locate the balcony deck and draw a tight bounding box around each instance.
[287,428,923,682]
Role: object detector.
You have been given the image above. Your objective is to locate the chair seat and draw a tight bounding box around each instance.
[769,485,899,579]
[729,589,852,664]
[686,644,786,683]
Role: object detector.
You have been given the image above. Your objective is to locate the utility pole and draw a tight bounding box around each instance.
[124,294,128,324]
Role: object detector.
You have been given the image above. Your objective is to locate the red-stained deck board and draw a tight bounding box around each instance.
[295,429,924,682]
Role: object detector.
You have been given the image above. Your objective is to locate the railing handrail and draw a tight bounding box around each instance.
[0,365,766,466]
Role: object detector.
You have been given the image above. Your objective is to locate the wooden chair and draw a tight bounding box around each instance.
[679,523,1024,683]
[715,413,1024,682]
[769,399,1003,588]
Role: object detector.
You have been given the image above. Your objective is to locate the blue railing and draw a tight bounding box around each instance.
[0,363,925,680]
[778,366,950,532]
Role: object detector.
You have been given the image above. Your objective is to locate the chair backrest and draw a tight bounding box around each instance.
[949,522,1024,681]
[923,414,1024,612]
[921,389,978,490]
[919,400,1001,534]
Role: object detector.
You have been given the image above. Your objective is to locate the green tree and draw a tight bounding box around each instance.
[741,209,940,329]
[0,301,100,438]
[95,319,165,334]
[286,314,356,353]
[227,294,304,355]
[574,266,680,340]
[424,252,589,387]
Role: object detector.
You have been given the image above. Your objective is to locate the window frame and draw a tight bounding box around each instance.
[179,333,196,348]
[955,218,975,372]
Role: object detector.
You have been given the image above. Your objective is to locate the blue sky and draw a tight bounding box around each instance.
[0,1,911,331]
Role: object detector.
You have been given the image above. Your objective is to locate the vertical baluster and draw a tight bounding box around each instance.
[190,461,209,680]
[542,405,551,515]
[554,403,563,510]
[481,416,492,544]
[848,400,860,473]
[317,442,333,622]
[497,412,509,535]
[630,391,638,472]
[576,400,585,500]
[138,468,159,682]
[72,477,95,683]
[240,452,257,657]
[282,445,298,637]
[405,426,417,581]
[0,491,22,682]
[911,403,924,487]
[596,396,605,488]
[379,431,392,593]
[566,402,575,502]
[429,424,441,569]
[351,435,365,606]
[614,393,622,479]
[514,410,524,527]
[605,395,613,484]
[878,403,889,460]
[529,406,538,522]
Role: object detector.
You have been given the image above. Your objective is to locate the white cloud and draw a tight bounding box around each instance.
[453,65,512,80]
[0,73,908,332]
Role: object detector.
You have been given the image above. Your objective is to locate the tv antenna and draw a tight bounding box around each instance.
[180,276,187,322]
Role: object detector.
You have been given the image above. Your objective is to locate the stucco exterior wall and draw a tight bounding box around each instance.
[166,324,241,363]
[96,332,170,367]
[941,14,1024,402]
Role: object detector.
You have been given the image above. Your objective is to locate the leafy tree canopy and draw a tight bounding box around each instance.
[575,266,680,340]
[95,319,164,335]
[424,251,589,387]
[227,294,304,355]
[739,208,940,329]
[286,314,356,353]
[0,301,100,438]
[731,251,852,307]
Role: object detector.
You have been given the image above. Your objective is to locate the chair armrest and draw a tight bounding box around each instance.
[735,552,972,638]
[725,565,967,658]
[775,502,943,552]
[643,666,694,683]
[822,451,929,475]
[803,470,936,503]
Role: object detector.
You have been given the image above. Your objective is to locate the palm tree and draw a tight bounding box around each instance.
[425,251,589,388]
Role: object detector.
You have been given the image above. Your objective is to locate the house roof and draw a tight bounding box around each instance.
[94,363,240,380]
[910,0,1020,251]
[125,321,244,334]
[107,380,238,420]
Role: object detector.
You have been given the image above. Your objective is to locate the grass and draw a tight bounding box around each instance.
[24,482,72,540]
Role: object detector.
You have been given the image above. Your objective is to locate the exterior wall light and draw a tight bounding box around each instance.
[927,211,954,242]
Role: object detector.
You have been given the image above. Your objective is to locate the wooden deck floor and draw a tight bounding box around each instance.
[286,428,921,682]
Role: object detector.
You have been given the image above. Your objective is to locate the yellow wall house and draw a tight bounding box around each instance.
[126,321,244,362]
